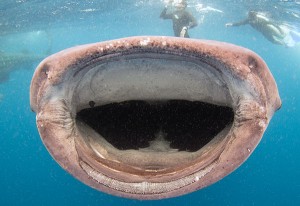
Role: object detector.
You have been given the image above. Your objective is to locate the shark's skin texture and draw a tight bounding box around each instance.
[30,36,281,200]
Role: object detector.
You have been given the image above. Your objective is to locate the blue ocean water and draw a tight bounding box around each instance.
[0,0,299,205]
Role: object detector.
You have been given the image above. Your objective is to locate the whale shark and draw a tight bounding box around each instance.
[0,51,46,83]
[30,36,281,199]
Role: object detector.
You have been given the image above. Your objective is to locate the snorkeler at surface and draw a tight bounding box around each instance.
[225,10,300,47]
[160,0,198,38]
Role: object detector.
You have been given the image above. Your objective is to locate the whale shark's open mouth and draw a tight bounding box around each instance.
[77,100,233,152]
[30,36,281,199]
[72,53,234,173]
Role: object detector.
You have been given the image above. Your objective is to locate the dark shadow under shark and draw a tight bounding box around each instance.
[0,51,46,83]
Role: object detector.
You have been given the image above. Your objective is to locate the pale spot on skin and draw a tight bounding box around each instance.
[140,38,151,46]
[259,120,266,128]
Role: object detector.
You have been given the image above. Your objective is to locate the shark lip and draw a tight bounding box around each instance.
[30,36,281,199]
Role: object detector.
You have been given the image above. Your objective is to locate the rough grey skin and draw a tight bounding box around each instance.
[30,36,281,200]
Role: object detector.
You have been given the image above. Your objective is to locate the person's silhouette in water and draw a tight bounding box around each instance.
[226,10,300,47]
[160,0,198,38]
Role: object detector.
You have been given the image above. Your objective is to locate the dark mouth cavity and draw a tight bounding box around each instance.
[76,100,234,152]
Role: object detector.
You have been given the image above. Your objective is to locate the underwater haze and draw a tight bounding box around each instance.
[0,0,300,205]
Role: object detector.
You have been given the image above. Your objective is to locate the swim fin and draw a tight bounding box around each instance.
[289,30,300,43]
